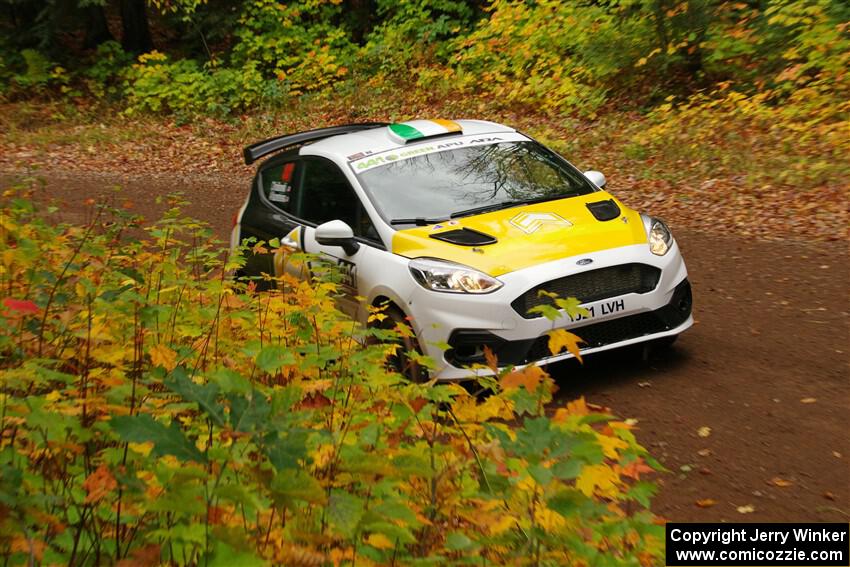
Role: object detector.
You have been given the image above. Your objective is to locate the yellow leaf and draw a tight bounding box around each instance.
[576,464,619,498]
[697,426,711,438]
[597,433,628,460]
[695,498,716,508]
[366,533,394,550]
[488,514,516,535]
[547,329,585,363]
[534,506,566,530]
[737,505,755,514]
[311,444,335,469]
[769,477,793,487]
[150,343,177,371]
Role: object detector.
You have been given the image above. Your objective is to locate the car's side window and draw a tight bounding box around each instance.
[259,160,299,212]
[296,157,379,241]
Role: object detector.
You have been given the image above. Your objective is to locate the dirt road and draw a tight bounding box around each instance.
[5,171,848,523]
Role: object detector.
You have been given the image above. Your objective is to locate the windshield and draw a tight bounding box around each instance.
[356,141,596,226]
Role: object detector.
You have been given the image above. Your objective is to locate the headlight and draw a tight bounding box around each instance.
[642,215,673,256]
[409,258,503,294]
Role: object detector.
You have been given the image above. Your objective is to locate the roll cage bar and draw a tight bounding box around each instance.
[242,122,389,165]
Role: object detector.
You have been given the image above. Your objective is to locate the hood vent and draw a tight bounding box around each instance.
[429,228,497,246]
[586,199,621,221]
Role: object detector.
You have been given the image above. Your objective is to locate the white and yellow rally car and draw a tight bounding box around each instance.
[233,119,693,380]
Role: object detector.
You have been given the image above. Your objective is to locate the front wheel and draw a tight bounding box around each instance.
[371,304,428,382]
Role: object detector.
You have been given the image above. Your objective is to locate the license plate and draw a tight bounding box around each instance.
[567,298,626,323]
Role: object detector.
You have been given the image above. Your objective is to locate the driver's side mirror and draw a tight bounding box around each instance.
[315,220,360,256]
[584,170,606,189]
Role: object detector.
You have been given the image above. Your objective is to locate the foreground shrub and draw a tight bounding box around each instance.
[0,190,663,565]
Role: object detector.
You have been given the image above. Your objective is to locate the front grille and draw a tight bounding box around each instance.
[446,278,692,369]
[512,263,661,319]
[525,278,692,362]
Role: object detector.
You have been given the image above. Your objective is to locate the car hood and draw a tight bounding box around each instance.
[391,192,648,277]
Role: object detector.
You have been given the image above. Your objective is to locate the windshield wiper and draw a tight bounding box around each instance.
[450,195,569,219]
[389,217,449,226]
[449,202,516,219]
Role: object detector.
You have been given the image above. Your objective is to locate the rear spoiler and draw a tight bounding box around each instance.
[242,122,389,165]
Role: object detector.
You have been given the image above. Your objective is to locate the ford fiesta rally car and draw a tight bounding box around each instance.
[232,119,693,380]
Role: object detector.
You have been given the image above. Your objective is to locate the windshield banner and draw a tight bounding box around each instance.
[349,132,530,173]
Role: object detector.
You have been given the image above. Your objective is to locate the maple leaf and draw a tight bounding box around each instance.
[149,343,177,371]
[547,329,585,363]
[620,458,654,480]
[83,464,117,504]
[597,433,628,460]
[483,345,499,373]
[500,365,545,392]
[553,396,589,422]
[2,298,39,315]
[576,464,620,498]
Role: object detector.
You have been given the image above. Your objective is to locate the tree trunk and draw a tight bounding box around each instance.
[120,0,154,54]
[84,4,114,49]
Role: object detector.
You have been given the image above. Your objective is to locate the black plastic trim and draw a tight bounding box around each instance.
[429,228,498,246]
[243,123,389,165]
[586,199,621,221]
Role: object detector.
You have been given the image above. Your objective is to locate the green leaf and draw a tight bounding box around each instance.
[626,481,657,508]
[165,367,225,427]
[528,463,553,486]
[208,367,251,394]
[256,345,297,372]
[551,458,583,480]
[270,471,326,506]
[264,429,309,470]
[445,532,476,551]
[328,490,365,538]
[228,391,270,432]
[206,541,267,567]
[110,414,205,462]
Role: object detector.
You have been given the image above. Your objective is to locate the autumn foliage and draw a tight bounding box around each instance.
[0,190,664,565]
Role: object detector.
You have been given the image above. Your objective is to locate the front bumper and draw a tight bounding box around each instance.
[405,242,692,380]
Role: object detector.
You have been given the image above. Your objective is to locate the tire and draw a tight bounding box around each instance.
[372,304,428,382]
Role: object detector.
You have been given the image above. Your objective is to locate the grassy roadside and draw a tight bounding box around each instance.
[1,94,847,242]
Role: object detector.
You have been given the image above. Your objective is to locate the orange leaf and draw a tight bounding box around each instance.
[695,498,716,508]
[620,459,654,480]
[116,544,161,567]
[500,365,545,392]
[483,345,499,373]
[769,477,793,487]
[83,464,117,504]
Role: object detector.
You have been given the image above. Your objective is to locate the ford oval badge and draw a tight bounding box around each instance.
[576,258,593,266]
